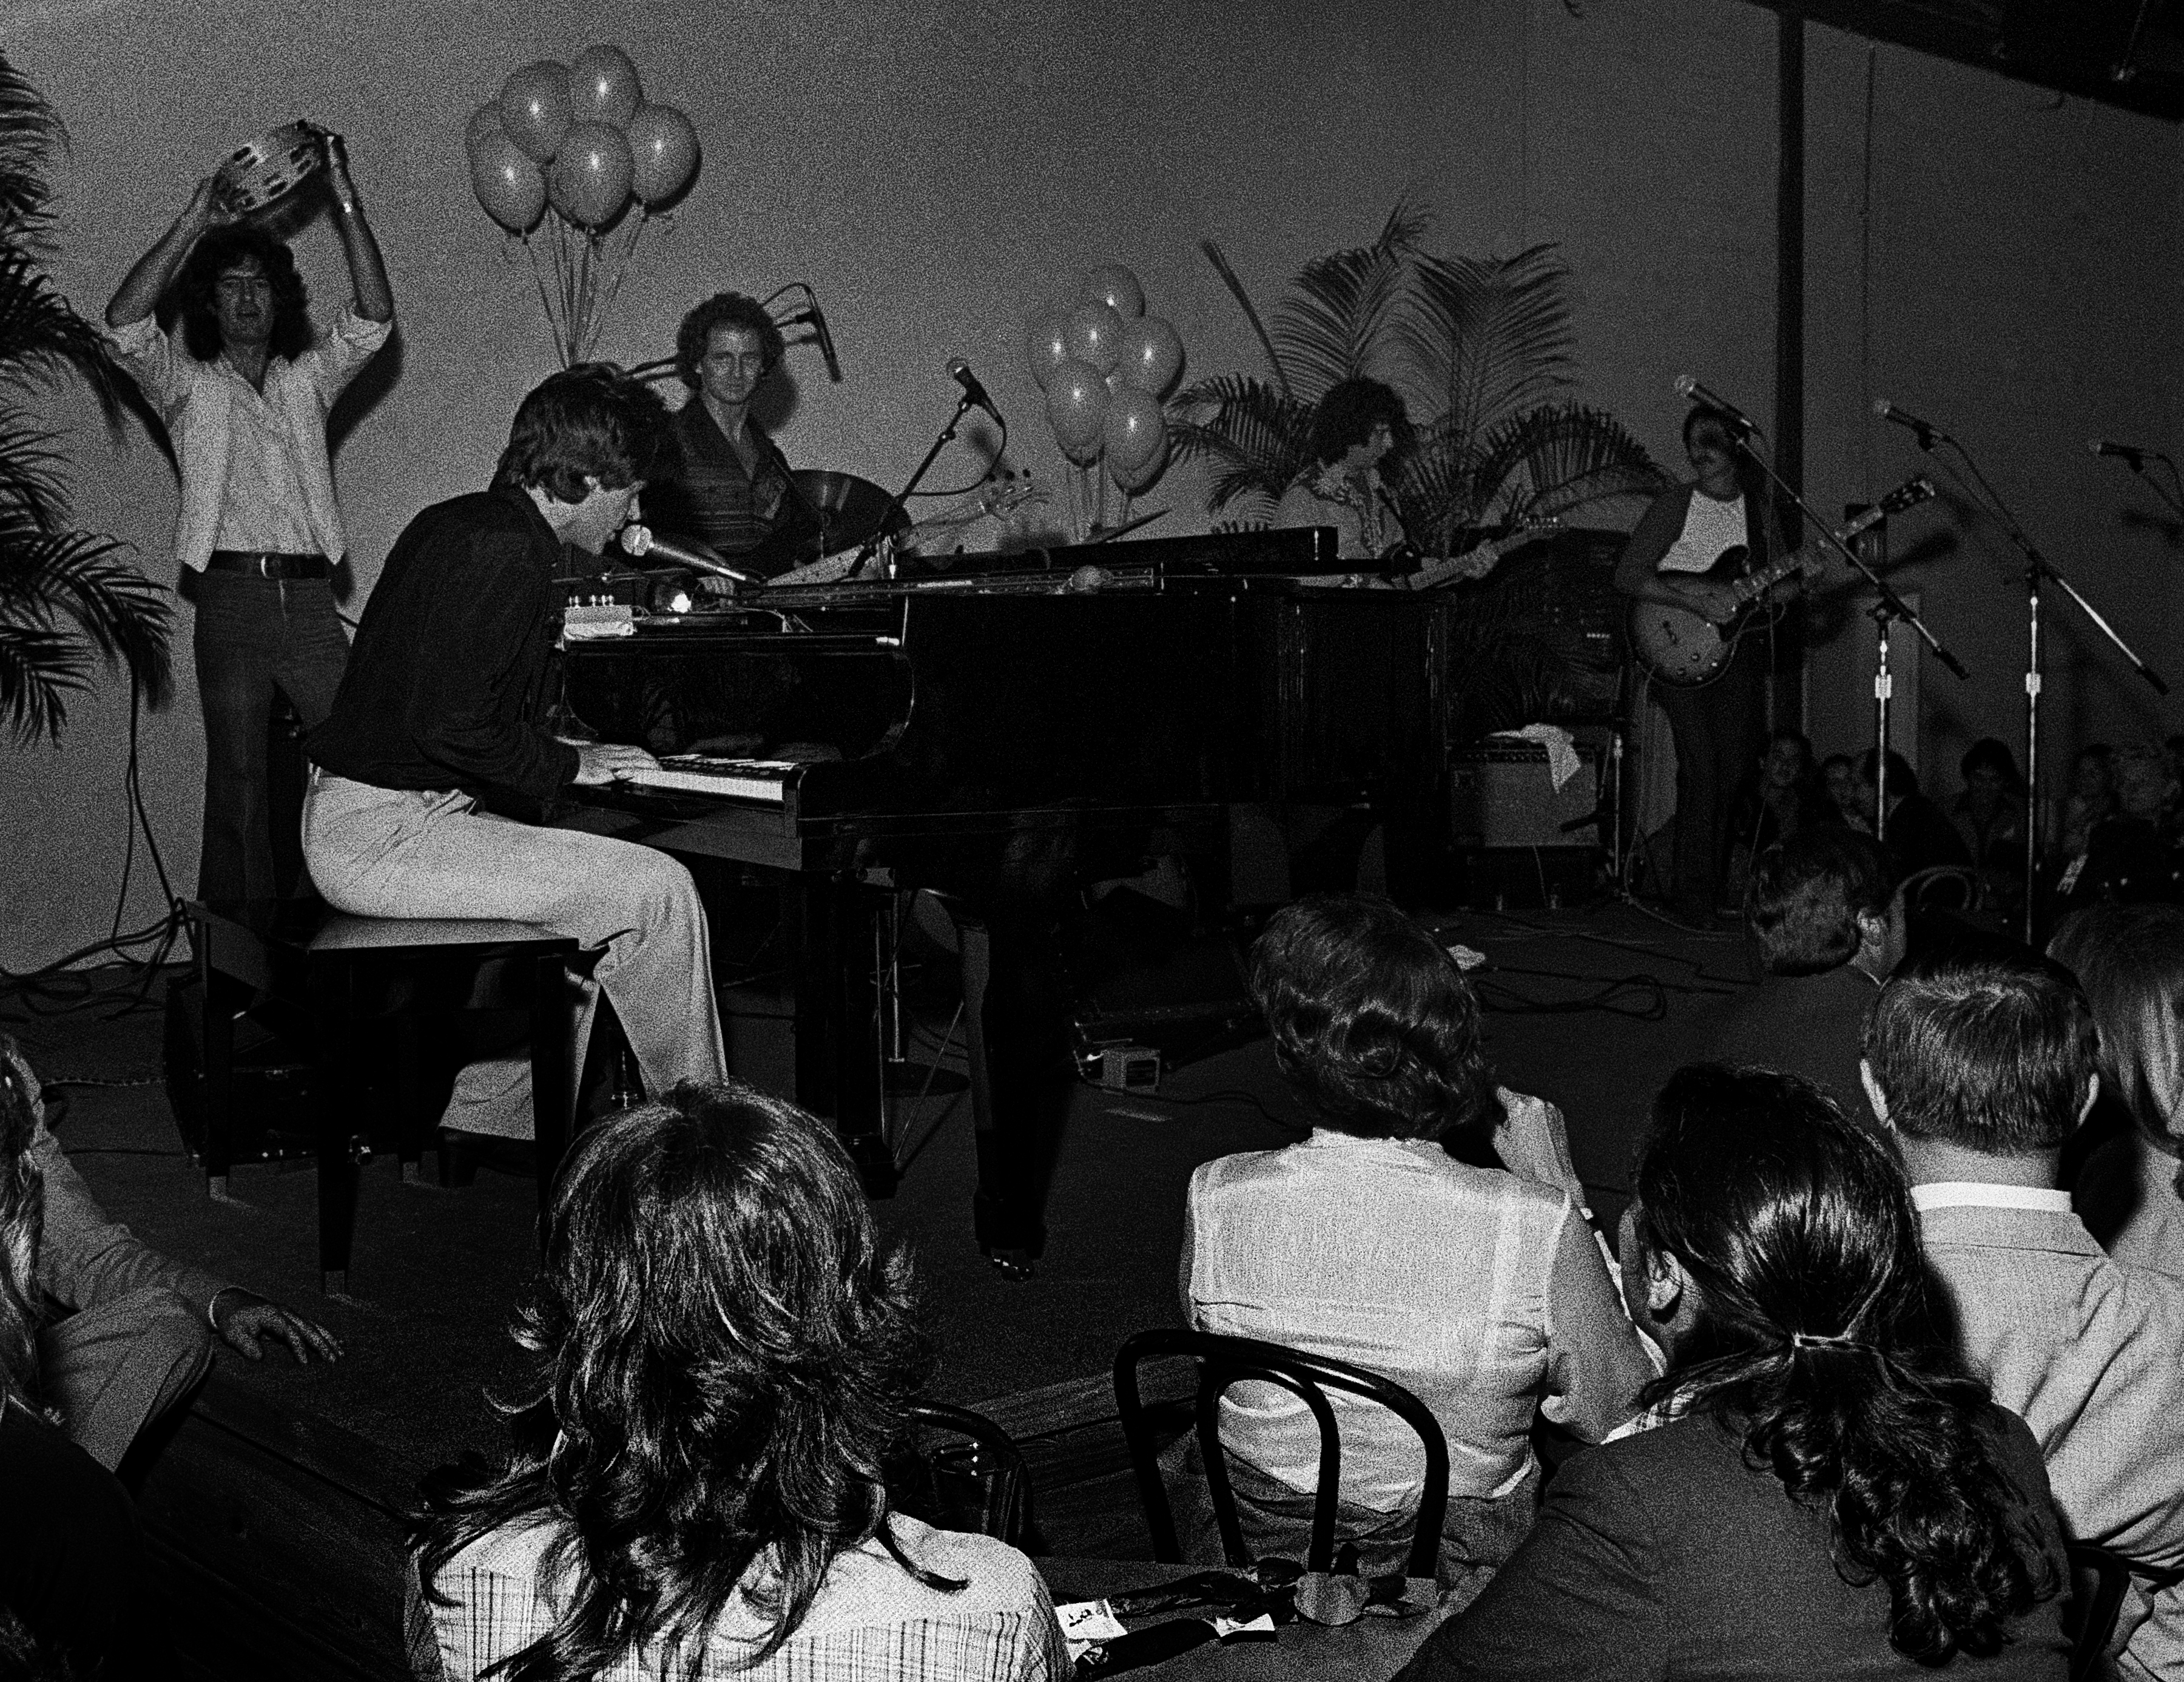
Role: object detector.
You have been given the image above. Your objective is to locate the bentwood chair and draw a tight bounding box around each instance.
[1113,1328,1450,1581]
[902,1402,1031,1548]
[2064,1543,2184,1682]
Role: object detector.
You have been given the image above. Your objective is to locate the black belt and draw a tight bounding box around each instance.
[205,550,330,580]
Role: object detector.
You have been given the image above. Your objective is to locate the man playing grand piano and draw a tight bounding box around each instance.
[302,366,727,1135]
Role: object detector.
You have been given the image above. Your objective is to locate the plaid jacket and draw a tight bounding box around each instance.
[408,1512,1069,1681]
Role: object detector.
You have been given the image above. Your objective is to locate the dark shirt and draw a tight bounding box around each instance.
[1707,962,1883,1130]
[1401,1405,2068,1681]
[0,1400,159,1678]
[1880,789,1972,885]
[308,486,579,806]
[652,399,804,570]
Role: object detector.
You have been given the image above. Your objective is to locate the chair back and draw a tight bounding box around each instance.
[2065,1543,2184,1682]
[905,1401,1030,1547]
[1113,1328,1449,1579]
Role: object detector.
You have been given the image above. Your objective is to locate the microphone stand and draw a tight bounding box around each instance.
[1894,421,2168,942]
[848,392,974,579]
[1728,434,1969,849]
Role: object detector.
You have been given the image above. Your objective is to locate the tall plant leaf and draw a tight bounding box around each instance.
[1197,241,1290,397]
[0,50,165,744]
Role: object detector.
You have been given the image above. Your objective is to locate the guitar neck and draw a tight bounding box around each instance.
[1733,550,1802,604]
[1404,527,1540,590]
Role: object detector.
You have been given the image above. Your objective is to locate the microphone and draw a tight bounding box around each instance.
[948,357,1002,423]
[2090,438,2151,467]
[1873,398,1947,444]
[1673,374,1759,436]
[800,300,843,383]
[618,524,761,586]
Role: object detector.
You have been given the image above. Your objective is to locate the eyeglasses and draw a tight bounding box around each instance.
[215,275,274,299]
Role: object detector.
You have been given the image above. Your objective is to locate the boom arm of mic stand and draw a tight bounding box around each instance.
[848,396,972,579]
[1731,436,1970,681]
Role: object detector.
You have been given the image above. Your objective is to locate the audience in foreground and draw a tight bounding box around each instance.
[1709,828,1898,1125]
[409,1081,1066,1681]
[1402,1064,2068,1680]
[1864,952,2184,1680]
[1179,895,1655,1592]
[2051,903,2184,1275]
[0,1050,160,1679]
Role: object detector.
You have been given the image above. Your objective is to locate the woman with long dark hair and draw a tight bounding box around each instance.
[1399,1064,2068,1679]
[410,1082,1066,1681]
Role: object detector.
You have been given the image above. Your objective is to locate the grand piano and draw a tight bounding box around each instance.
[554,528,1451,1265]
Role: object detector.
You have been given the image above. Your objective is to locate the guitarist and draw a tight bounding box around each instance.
[1614,406,1800,925]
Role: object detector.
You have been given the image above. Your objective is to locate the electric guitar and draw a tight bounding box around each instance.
[1397,516,1562,590]
[1630,478,1933,685]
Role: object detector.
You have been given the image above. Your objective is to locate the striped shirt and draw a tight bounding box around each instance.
[408,1512,1068,1682]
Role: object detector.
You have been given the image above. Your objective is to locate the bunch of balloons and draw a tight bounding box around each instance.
[1026,265,1185,530]
[465,46,701,364]
[467,46,698,234]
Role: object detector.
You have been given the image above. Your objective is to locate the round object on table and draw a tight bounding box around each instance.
[214,121,327,217]
[791,469,911,550]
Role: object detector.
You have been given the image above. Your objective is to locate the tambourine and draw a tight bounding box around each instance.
[212,121,328,217]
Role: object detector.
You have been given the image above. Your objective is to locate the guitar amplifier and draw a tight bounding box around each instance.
[1448,743,1600,848]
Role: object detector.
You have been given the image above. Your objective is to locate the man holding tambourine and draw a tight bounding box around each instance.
[104,124,394,905]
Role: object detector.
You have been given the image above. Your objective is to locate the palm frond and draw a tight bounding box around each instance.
[1269,222,1418,402]
[1168,373,1313,510]
[1401,246,1577,442]
[1470,402,1671,525]
[0,522,171,739]
[1198,241,1290,397]
[0,56,64,243]
[0,248,117,407]
[0,616,86,745]
[0,411,73,530]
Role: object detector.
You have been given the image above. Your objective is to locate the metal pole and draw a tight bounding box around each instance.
[1873,613,1893,845]
[2024,569,2043,945]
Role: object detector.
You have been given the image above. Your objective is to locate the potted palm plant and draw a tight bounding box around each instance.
[0,53,169,745]
[1171,203,1668,735]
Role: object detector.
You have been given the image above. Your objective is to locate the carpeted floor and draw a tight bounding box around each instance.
[6,901,1755,1485]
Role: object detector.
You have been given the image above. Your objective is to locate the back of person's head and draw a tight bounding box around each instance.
[0,1039,46,1408]
[1863,951,2097,1154]
[494,363,671,504]
[2048,903,2184,1147]
[1745,828,1892,976]
[174,226,311,362]
[1858,747,1919,799]
[1631,1064,2051,1663]
[1250,893,1496,1146]
[1308,377,1407,466]
[416,1081,936,1678]
[673,291,785,390]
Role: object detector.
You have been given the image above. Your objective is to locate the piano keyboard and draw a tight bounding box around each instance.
[620,755,800,804]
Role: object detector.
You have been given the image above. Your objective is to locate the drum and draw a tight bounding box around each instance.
[214,122,327,218]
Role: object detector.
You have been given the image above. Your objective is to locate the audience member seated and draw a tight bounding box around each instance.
[2049,745,2176,916]
[0,1049,161,1678]
[2051,903,2184,1278]
[1178,895,1656,1593]
[410,1081,1067,1681]
[2060,744,2119,859]
[1862,952,2184,1680]
[1854,749,1972,886]
[1709,828,1897,1126]
[1722,730,1829,901]
[1821,752,1870,834]
[1399,1064,2068,1681]
[0,1035,340,1471]
[1953,737,2027,914]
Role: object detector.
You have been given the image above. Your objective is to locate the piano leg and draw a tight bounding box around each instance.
[951,906,1071,1272]
[786,871,899,1198]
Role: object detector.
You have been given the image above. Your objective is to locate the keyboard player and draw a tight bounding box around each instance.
[303,366,728,1135]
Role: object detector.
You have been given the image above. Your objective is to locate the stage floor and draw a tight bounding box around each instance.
[14,900,1756,1674]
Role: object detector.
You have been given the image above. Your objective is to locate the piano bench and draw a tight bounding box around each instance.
[182,899,582,1295]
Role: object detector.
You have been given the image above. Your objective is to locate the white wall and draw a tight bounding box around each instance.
[4,0,2178,965]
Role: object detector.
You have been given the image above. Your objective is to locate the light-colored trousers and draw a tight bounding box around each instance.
[300,773,727,1135]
